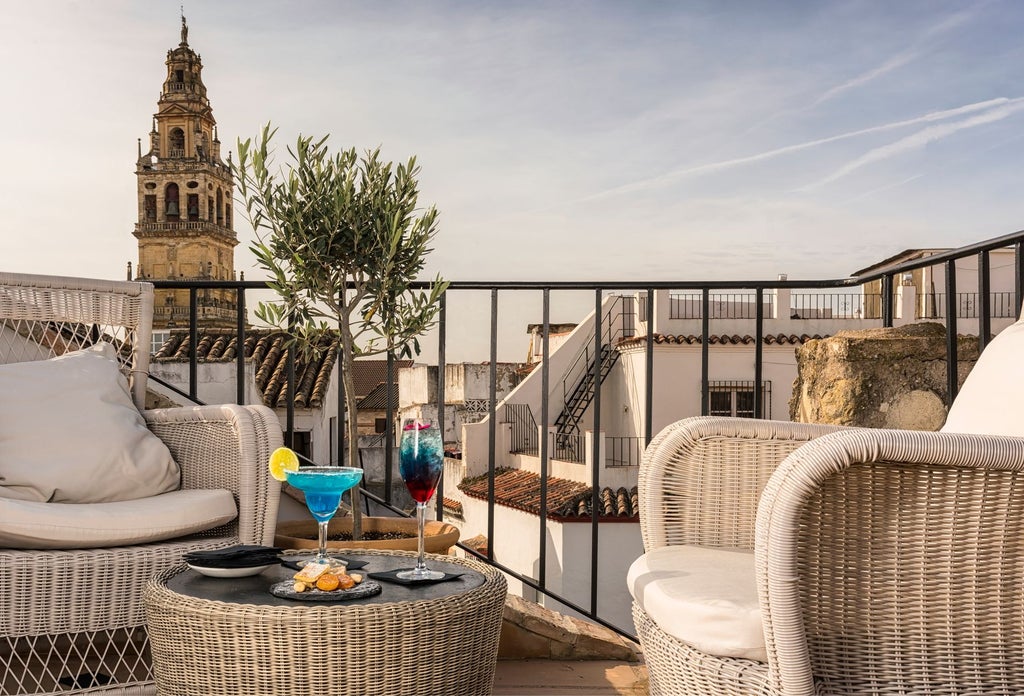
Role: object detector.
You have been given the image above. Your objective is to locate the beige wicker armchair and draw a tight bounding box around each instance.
[631,319,1024,695]
[0,272,283,695]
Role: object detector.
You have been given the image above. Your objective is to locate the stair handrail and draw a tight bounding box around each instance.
[554,296,634,431]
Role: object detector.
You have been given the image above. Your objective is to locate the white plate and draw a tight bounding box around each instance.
[187,563,275,578]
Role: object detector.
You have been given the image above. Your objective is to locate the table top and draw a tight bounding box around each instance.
[164,550,489,609]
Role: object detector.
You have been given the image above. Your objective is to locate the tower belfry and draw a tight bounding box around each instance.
[133,14,237,329]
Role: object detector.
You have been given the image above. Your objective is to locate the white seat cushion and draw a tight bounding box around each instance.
[0,343,180,503]
[627,545,766,662]
[942,317,1024,437]
[0,488,238,549]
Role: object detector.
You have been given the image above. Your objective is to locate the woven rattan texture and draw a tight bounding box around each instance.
[0,272,284,695]
[144,550,508,696]
[636,416,1024,695]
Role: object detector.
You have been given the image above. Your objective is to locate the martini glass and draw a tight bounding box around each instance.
[284,466,363,566]
[397,419,446,580]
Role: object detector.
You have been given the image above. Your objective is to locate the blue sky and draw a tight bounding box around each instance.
[3,0,1023,288]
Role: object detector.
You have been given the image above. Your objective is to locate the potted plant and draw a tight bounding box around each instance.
[234,124,448,542]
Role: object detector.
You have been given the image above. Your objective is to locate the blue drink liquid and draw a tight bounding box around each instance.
[399,425,443,503]
[284,467,363,523]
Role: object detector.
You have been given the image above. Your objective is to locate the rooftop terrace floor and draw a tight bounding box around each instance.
[493,658,649,695]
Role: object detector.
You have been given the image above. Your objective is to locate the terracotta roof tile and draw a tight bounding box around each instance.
[350,359,413,399]
[458,468,638,520]
[357,381,397,410]
[442,496,464,519]
[617,332,826,349]
[152,328,337,409]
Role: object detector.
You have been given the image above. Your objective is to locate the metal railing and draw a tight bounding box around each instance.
[919,291,1018,319]
[551,431,585,464]
[790,292,876,319]
[505,403,538,455]
[668,292,775,319]
[150,227,1024,641]
[605,436,643,467]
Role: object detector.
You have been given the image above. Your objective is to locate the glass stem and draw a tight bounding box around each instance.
[416,502,427,570]
[318,520,329,560]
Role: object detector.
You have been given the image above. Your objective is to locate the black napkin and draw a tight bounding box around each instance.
[367,568,464,586]
[279,557,368,571]
[183,545,283,569]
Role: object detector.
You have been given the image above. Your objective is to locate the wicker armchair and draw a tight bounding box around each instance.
[631,321,1024,694]
[0,272,283,695]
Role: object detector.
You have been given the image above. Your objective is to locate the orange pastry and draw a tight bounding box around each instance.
[336,573,356,590]
[315,573,341,591]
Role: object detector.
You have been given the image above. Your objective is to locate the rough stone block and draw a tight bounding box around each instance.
[791,322,979,429]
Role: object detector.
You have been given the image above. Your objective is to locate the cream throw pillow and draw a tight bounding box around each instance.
[942,317,1024,437]
[0,343,180,503]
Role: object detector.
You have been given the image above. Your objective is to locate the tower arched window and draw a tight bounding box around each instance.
[216,189,223,225]
[165,183,180,221]
[169,128,185,158]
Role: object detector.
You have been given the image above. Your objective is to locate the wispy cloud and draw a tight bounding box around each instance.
[802,98,1024,190]
[811,53,918,108]
[810,6,981,107]
[577,98,1016,203]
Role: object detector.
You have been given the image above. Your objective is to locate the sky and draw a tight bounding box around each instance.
[3,1,1024,358]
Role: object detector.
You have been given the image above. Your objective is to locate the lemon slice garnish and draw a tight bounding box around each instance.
[268,447,300,482]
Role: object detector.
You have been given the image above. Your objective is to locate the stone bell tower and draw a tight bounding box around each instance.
[132,14,237,330]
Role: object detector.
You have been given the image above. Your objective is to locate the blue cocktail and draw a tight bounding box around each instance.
[284,466,363,565]
[398,419,445,580]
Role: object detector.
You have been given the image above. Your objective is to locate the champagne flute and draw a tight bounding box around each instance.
[397,419,445,580]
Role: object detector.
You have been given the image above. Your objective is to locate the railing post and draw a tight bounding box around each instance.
[945,260,959,405]
[881,274,894,328]
[590,289,602,617]
[435,292,446,520]
[701,288,710,415]
[235,286,245,405]
[644,286,654,446]
[754,287,764,419]
[188,287,198,399]
[978,250,992,352]
[1016,241,1024,317]
[538,288,550,589]
[487,288,498,562]
[384,349,394,506]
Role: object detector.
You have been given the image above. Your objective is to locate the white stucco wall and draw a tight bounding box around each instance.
[618,342,800,434]
[449,487,641,634]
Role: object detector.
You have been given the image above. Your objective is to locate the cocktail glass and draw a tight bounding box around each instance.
[397,419,445,580]
[284,466,363,566]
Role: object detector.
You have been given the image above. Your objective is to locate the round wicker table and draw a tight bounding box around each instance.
[143,549,507,696]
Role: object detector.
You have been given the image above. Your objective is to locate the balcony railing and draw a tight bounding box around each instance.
[150,227,1024,640]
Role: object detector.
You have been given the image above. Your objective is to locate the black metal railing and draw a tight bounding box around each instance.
[551,431,586,463]
[668,292,775,319]
[790,292,876,319]
[150,227,1024,641]
[918,291,1018,319]
[605,436,643,467]
[505,403,538,455]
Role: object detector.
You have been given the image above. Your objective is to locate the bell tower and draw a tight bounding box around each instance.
[133,14,237,330]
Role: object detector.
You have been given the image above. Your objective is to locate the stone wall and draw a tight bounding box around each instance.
[790,322,979,430]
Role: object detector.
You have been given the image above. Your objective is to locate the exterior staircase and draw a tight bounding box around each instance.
[554,342,620,436]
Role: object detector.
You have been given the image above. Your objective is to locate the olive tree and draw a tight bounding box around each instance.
[234,124,448,538]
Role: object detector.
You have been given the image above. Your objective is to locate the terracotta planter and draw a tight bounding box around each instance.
[274,517,460,554]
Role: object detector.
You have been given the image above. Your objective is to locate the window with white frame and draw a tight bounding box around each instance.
[150,330,170,355]
[708,380,771,419]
